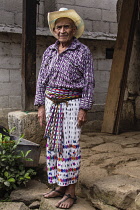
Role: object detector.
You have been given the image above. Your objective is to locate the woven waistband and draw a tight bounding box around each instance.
[45,87,82,102]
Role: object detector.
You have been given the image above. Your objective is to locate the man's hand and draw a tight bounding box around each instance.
[77,109,87,127]
[38,105,46,127]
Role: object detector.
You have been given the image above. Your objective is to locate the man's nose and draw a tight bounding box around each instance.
[60,26,66,33]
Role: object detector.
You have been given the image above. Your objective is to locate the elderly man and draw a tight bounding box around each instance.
[34,8,94,209]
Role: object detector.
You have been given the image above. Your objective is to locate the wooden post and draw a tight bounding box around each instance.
[101,0,138,134]
[22,0,37,111]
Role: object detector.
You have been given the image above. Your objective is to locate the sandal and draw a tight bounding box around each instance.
[57,193,77,209]
[43,187,65,198]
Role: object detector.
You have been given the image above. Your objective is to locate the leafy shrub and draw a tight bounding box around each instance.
[0,128,36,197]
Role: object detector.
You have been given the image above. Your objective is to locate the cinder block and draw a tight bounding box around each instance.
[9,96,22,109]
[0,34,10,43]
[0,69,9,82]
[0,42,21,56]
[10,34,21,44]
[95,81,109,93]
[93,59,98,71]
[10,69,21,82]
[110,22,118,34]
[90,104,105,113]
[0,83,21,96]
[0,96,9,108]
[84,20,92,32]
[94,70,110,82]
[0,108,13,128]
[56,4,85,19]
[0,1,4,10]
[84,8,102,21]
[37,14,44,28]
[0,42,6,56]
[75,0,94,7]
[93,21,109,33]
[38,1,45,15]
[94,0,117,10]
[56,0,75,5]
[14,12,22,27]
[3,0,22,12]
[0,10,14,25]
[8,111,45,146]
[36,57,42,75]
[102,10,117,22]
[0,55,21,69]
[98,59,112,71]
[0,34,21,45]
[94,92,107,104]
[75,0,117,10]
[10,43,22,56]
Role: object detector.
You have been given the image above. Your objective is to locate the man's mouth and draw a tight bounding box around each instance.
[59,34,68,37]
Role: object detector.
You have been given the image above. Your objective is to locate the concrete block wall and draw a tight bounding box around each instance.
[0,33,21,127]
[0,33,22,110]
[0,33,50,127]
[0,0,45,28]
[55,0,118,34]
[81,39,115,104]
[0,0,118,35]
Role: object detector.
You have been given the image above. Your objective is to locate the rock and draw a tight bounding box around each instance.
[10,180,48,205]
[135,193,140,210]
[91,143,122,153]
[91,199,119,210]
[0,202,29,210]
[79,165,108,188]
[80,135,104,145]
[113,160,140,179]
[123,147,140,154]
[39,196,95,210]
[29,201,40,209]
[82,120,102,133]
[8,111,45,147]
[114,137,140,148]
[92,175,140,209]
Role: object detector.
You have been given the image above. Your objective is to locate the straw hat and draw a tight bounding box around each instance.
[48,8,85,38]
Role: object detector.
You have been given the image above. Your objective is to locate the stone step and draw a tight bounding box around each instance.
[39,196,95,210]
[78,132,140,210]
[0,202,29,210]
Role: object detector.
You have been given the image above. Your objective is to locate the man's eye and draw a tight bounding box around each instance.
[56,26,62,30]
[64,25,70,29]
[55,25,71,30]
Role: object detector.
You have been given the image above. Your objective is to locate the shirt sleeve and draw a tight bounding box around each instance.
[79,51,95,110]
[34,52,47,106]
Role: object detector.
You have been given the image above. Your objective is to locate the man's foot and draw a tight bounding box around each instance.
[43,187,65,198]
[56,193,77,209]
[55,184,76,209]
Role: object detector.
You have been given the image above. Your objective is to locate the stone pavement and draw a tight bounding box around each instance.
[79,131,140,210]
[2,131,140,210]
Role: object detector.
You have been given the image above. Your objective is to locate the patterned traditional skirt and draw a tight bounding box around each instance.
[45,97,81,186]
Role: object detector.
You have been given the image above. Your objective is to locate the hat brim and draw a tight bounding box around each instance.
[48,9,84,38]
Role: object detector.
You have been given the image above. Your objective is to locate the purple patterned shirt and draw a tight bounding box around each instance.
[34,38,94,110]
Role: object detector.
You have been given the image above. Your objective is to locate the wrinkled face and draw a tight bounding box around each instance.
[53,17,77,44]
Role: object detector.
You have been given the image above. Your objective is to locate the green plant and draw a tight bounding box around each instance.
[0,129,36,197]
